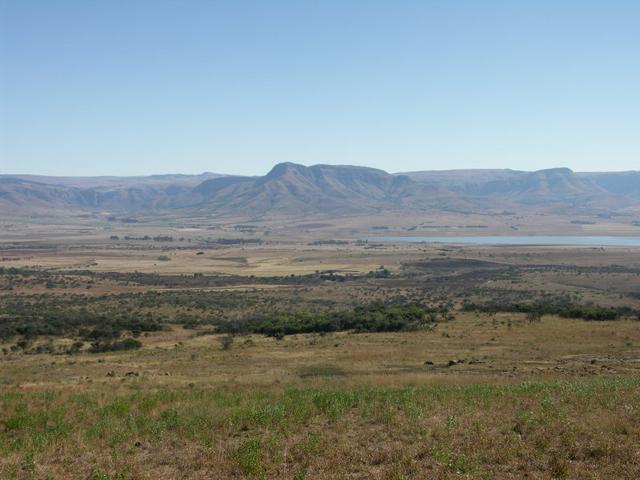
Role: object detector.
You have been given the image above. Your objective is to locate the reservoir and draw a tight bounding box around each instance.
[367,236,640,246]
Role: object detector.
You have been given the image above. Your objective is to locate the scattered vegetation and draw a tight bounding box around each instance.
[218,335,234,350]
[308,239,349,246]
[3,242,640,478]
[463,297,638,321]
[0,297,163,342]
[87,338,142,353]
[215,302,438,337]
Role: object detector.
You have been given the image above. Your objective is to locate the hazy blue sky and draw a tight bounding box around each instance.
[1,1,639,176]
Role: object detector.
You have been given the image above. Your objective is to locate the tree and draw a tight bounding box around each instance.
[527,311,542,323]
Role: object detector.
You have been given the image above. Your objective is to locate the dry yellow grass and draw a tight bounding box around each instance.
[3,313,640,393]
[2,314,640,479]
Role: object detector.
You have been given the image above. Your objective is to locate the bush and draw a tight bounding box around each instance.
[218,335,234,350]
[527,311,542,322]
[215,302,436,338]
[463,298,630,321]
[66,341,84,354]
[88,338,142,353]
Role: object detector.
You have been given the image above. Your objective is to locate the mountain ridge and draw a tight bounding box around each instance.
[1,163,639,218]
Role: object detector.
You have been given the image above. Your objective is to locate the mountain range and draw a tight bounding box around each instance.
[1,163,639,218]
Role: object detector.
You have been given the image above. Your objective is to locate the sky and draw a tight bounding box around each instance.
[1,1,639,176]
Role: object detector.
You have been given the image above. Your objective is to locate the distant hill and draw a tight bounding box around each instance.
[577,171,640,200]
[0,177,94,212]
[1,164,639,218]
[5,172,222,189]
[192,163,462,216]
[0,173,222,213]
[402,167,636,212]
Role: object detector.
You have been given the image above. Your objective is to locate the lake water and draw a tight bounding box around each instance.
[367,236,640,246]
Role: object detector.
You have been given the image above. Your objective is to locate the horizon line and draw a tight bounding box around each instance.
[2,163,640,178]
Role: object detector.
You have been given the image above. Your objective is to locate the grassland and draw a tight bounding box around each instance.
[3,310,640,478]
[2,227,640,478]
[3,378,640,479]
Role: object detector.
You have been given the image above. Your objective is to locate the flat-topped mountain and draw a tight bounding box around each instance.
[192,162,461,216]
[1,163,639,218]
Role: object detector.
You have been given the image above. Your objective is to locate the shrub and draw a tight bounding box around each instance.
[218,335,234,350]
[88,338,142,353]
[215,302,436,338]
[67,341,84,354]
[463,298,629,321]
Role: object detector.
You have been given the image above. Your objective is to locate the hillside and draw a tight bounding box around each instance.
[192,163,462,217]
[1,164,639,218]
[402,167,635,212]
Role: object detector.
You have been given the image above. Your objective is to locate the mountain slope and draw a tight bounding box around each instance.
[1,164,639,217]
[402,167,632,211]
[0,177,92,212]
[193,162,461,216]
[7,172,222,189]
[0,173,223,213]
[578,171,640,200]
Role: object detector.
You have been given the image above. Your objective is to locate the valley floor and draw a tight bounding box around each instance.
[2,237,640,478]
